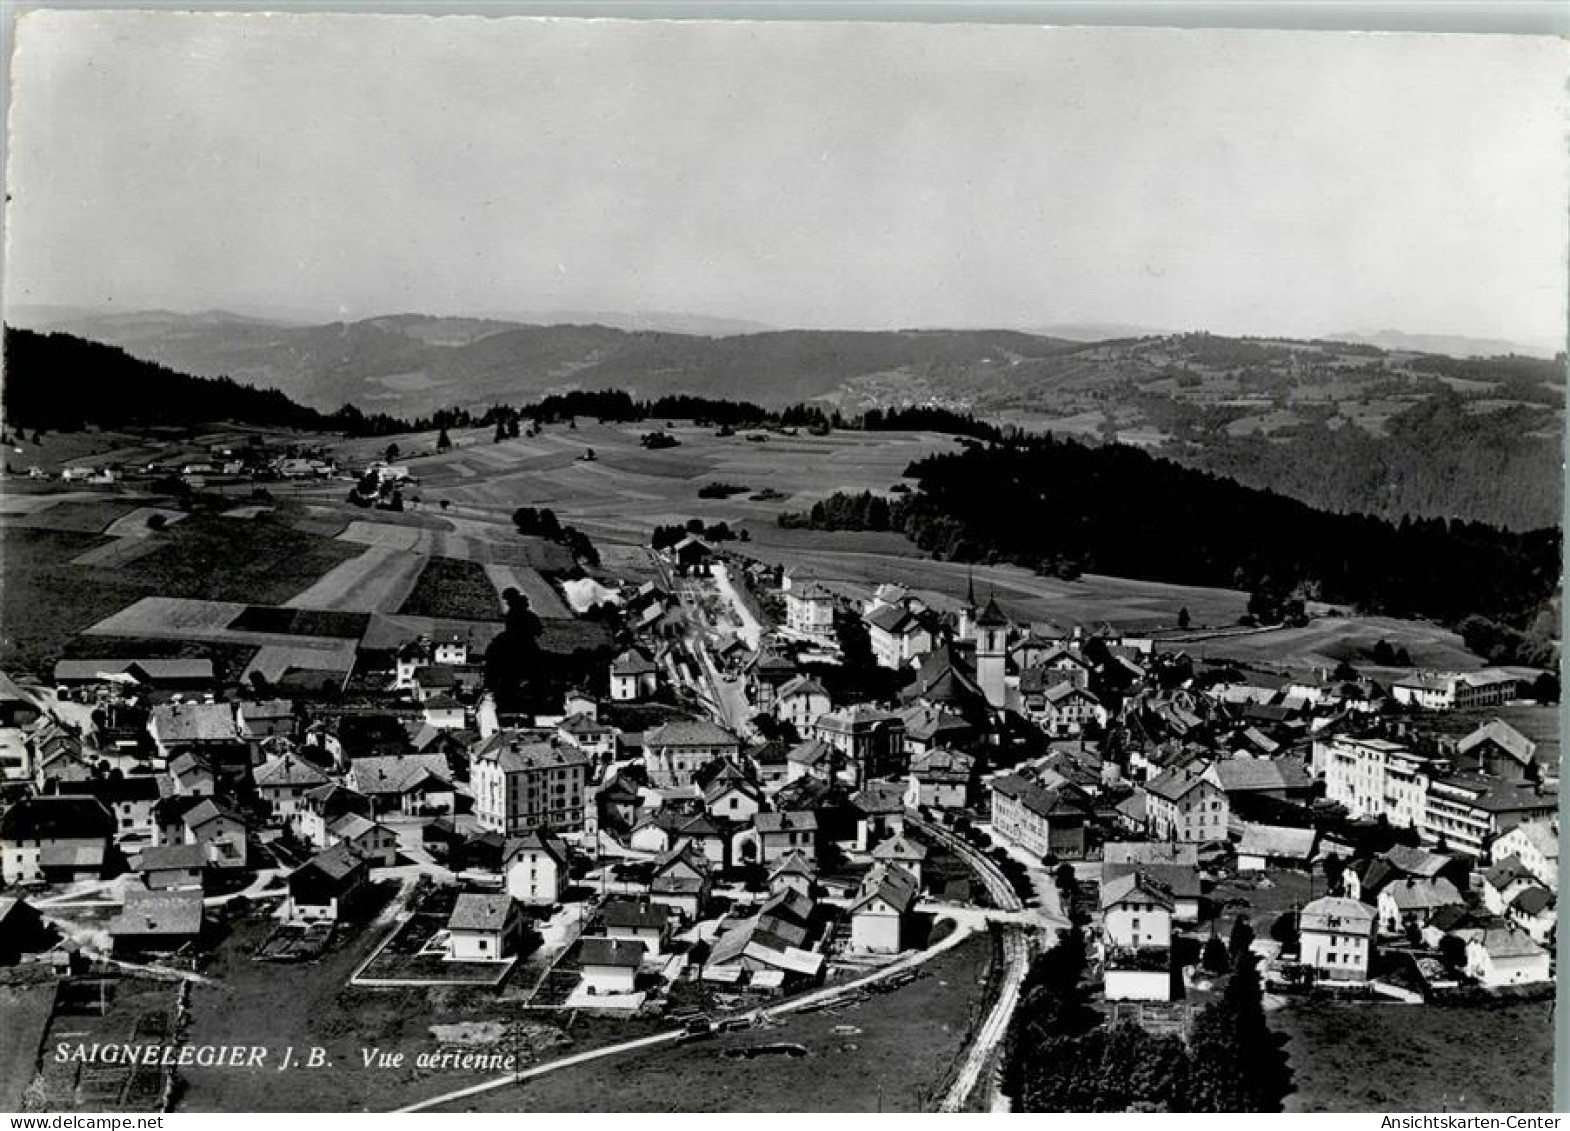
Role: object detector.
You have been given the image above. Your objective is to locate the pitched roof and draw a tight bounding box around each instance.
[756,810,818,835]
[1101,870,1175,911]
[295,842,365,884]
[504,829,569,866]
[643,718,739,748]
[611,649,658,676]
[447,893,516,932]
[601,899,669,931]
[1101,861,1201,901]
[134,844,209,872]
[990,773,1078,820]
[908,745,975,781]
[112,888,203,938]
[0,796,114,841]
[351,754,454,794]
[254,753,330,790]
[150,701,240,744]
[1205,758,1310,795]
[1299,896,1377,934]
[866,603,920,635]
[786,738,836,768]
[1103,841,1199,867]
[777,675,829,701]
[1383,844,1453,878]
[1234,823,1317,861]
[850,863,919,915]
[1474,925,1544,961]
[850,780,906,816]
[578,937,645,968]
[1510,886,1554,916]
[871,833,928,864]
[1143,766,1214,803]
[1380,876,1464,912]
[1457,719,1537,764]
[769,850,817,879]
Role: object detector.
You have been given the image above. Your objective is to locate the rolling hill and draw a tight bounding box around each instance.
[8,310,1563,529]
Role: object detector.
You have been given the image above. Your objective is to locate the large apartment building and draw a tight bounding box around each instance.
[1314,734,1557,856]
[470,732,590,835]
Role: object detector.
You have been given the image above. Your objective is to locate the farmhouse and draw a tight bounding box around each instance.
[293,783,373,849]
[327,813,400,867]
[286,842,369,922]
[847,863,919,954]
[446,893,525,961]
[578,938,644,995]
[157,797,248,870]
[253,752,331,817]
[133,844,207,891]
[48,775,161,839]
[1490,822,1557,891]
[1465,925,1550,987]
[348,754,456,817]
[649,845,712,920]
[1,796,114,885]
[599,899,671,957]
[609,649,659,701]
[1297,896,1377,983]
[755,810,819,866]
[503,830,570,906]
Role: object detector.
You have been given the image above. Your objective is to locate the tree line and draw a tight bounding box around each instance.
[5,328,416,437]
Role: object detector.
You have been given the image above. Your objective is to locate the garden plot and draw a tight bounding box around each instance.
[285,546,427,613]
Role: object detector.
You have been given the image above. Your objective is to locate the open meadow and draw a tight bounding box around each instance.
[1276,997,1554,1112]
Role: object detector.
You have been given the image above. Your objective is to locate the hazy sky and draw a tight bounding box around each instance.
[6,13,1567,345]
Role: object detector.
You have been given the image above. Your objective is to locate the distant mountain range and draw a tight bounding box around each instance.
[5,307,1563,530]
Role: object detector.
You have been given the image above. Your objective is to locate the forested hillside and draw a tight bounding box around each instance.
[1,328,411,436]
[781,433,1561,664]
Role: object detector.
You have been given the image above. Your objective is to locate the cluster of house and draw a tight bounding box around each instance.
[0,526,1557,1015]
[36,442,343,486]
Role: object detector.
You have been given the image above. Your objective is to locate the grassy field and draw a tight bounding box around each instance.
[0,528,163,675]
[1174,615,1483,673]
[401,557,506,621]
[443,929,995,1113]
[285,546,428,612]
[1276,997,1554,1112]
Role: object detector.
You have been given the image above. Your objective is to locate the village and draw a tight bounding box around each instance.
[0,420,1559,1115]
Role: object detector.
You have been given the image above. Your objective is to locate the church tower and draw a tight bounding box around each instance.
[974,592,1009,709]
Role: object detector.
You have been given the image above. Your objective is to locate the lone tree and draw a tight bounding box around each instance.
[384,442,400,463]
[1202,935,1230,975]
[1178,607,1191,630]
[1227,917,1255,968]
[436,427,452,452]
